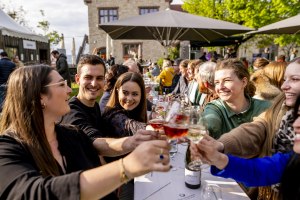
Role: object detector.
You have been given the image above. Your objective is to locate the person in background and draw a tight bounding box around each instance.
[150,62,160,77]
[156,58,174,94]
[240,57,249,69]
[123,58,141,74]
[290,48,298,61]
[107,54,115,66]
[51,50,71,87]
[193,94,300,200]
[251,61,286,101]
[0,65,171,200]
[252,57,269,72]
[261,47,271,60]
[187,59,202,105]
[203,59,271,139]
[171,59,189,95]
[0,51,16,111]
[12,55,24,68]
[199,52,207,62]
[277,55,286,63]
[192,58,300,199]
[99,64,129,114]
[170,58,182,92]
[224,48,236,59]
[196,61,218,110]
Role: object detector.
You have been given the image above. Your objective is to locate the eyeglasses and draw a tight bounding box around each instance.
[44,80,68,88]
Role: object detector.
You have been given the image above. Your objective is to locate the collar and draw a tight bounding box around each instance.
[222,95,252,118]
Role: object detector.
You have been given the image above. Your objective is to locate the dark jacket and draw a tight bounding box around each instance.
[56,54,71,86]
[0,58,16,85]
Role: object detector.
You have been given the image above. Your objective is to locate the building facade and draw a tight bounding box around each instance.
[84,0,172,64]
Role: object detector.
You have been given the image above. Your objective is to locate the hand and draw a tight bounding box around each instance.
[195,135,228,169]
[128,129,163,150]
[123,140,171,178]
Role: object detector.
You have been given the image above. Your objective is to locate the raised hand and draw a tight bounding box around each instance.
[123,140,171,178]
[192,135,228,169]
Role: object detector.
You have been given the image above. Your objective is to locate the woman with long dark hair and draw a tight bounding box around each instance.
[103,72,147,138]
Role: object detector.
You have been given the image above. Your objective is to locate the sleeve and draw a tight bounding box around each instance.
[203,104,223,139]
[0,136,81,200]
[171,80,180,94]
[218,115,267,158]
[211,152,292,187]
[107,112,146,137]
[62,105,104,141]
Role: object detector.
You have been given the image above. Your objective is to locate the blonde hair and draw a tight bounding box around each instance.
[263,61,287,88]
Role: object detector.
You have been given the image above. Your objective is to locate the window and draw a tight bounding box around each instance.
[123,43,141,59]
[139,7,159,15]
[99,8,118,24]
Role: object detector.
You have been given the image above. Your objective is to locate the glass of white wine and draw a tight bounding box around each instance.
[186,106,209,169]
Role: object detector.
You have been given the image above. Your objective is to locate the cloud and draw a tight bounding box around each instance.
[1,0,88,55]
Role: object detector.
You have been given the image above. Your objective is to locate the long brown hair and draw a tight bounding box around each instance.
[105,72,147,122]
[0,65,60,176]
[216,59,256,97]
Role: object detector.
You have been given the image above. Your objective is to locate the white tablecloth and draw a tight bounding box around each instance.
[134,143,250,200]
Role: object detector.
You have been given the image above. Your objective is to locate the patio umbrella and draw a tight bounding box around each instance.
[248,14,300,35]
[99,9,253,46]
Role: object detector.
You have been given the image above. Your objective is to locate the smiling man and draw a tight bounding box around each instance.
[61,55,159,159]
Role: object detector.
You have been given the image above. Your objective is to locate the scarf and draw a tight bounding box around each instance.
[273,109,295,153]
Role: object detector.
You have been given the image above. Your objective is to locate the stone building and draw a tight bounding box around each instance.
[84,0,173,64]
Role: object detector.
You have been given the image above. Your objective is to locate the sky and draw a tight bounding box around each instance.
[1,0,88,55]
[0,0,184,56]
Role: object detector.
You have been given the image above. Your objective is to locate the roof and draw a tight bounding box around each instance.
[0,9,48,43]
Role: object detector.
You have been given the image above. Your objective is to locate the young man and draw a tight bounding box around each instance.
[61,54,159,157]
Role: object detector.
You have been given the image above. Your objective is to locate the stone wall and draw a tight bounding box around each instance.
[85,0,171,64]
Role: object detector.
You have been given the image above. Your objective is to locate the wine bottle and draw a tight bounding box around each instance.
[184,145,201,189]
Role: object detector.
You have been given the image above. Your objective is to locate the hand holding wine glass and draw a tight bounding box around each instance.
[186,107,209,169]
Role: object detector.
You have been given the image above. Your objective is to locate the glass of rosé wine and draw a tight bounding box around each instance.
[163,100,190,140]
[148,104,167,132]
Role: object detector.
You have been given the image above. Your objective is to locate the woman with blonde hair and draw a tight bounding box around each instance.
[251,61,287,101]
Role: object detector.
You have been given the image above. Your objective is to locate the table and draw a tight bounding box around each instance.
[134,143,250,200]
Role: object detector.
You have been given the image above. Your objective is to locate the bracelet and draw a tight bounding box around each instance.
[119,158,130,184]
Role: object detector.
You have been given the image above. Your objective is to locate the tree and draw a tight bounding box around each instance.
[37,10,62,45]
[0,3,29,27]
[182,0,300,51]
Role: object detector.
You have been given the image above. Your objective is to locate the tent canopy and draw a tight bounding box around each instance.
[248,14,300,35]
[0,9,48,43]
[99,9,253,45]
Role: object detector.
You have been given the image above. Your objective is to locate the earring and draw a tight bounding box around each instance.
[41,102,46,109]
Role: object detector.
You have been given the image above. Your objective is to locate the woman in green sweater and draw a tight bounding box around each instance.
[203,59,271,139]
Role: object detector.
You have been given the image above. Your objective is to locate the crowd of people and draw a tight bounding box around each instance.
[0,47,299,200]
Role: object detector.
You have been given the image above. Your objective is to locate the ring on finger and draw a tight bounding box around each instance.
[159,148,164,160]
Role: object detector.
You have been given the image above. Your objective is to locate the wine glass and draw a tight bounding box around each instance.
[186,107,209,169]
[148,103,168,132]
[201,184,222,200]
[163,100,190,158]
